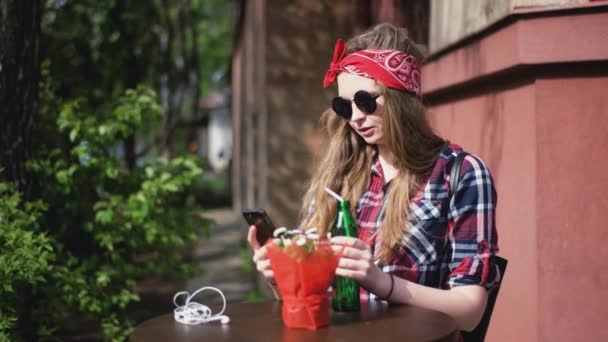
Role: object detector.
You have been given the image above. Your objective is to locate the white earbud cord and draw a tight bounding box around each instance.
[173,286,231,325]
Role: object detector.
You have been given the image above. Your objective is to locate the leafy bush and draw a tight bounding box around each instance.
[0,184,53,342]
[0,85,211,341]
[1,0,233,339]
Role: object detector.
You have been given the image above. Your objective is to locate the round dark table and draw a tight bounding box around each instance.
[131,300,458,342]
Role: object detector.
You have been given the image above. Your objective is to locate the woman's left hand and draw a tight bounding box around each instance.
[330,236,382,289]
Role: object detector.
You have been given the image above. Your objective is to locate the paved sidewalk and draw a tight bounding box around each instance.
[132,207,260,323]
[186,207,254,304]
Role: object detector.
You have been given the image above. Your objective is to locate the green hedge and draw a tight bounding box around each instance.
[0,86,211,341]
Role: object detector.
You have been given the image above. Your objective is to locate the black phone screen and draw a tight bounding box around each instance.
[242,208,276,245]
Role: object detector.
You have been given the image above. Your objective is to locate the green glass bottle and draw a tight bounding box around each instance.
[331,200,360,312]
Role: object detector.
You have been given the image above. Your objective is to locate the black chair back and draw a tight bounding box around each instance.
[462,256,508,342]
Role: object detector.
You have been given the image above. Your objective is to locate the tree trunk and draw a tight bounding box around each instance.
[0,2,40,340]
[0,0,41,200]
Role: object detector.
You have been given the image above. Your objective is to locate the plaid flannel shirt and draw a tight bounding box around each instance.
[357,144,500,299]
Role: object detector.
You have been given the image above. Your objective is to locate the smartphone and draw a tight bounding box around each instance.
[242,208,276,245]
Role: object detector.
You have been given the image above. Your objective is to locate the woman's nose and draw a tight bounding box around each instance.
[350,104,366,121]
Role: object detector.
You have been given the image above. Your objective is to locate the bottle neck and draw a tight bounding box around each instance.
[338,200,350,211]
[334,200,357,237]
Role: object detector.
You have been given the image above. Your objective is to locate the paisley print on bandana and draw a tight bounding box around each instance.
[323,39,422,97]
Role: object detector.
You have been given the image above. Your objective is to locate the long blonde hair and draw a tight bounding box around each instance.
[299,23,447,262]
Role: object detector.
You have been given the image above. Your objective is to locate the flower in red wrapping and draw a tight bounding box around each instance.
[267,237,341,330]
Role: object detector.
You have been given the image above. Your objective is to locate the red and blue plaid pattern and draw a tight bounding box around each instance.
[357,144,500,299]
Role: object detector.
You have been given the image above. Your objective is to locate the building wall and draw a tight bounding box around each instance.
[535,76,608,341]
[428,81,539,341]
[231,0,265,212]
[263,0,355,227]
[425,4,608,341]
[232,0,355,225]
[429,0,587,51]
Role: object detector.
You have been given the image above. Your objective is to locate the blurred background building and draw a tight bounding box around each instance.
[230,0,608,341]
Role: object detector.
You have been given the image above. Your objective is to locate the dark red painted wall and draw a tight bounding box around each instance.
[424,5,608,341]
[535,77,608,341]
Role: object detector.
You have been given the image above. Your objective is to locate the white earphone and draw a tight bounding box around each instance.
[204,314,231,324]
[173,286,231,325]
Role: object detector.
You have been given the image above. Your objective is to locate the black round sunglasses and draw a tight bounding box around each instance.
[331,90,380,120]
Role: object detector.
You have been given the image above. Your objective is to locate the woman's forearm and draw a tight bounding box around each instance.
[330,236,489,331]
[367,270,488,331]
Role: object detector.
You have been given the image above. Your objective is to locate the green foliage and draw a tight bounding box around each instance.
[41,0,233,134]
[0,184,54,341]
[32,86,211,341]
[0,84,211,341]
[246,290,265,303]
[1,1,232,340]
[239,246,265,303]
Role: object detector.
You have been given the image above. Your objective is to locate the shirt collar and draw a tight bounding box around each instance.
[370,157,386,184]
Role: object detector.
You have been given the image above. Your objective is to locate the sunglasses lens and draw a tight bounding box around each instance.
[354,90,377,114]
[332,97,352,119]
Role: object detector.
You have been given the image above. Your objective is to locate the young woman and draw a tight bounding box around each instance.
[248,23,500,332]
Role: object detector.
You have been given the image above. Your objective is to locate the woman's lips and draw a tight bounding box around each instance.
[358,126,374,137]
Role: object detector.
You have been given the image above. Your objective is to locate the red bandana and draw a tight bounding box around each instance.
[323,39,422,97]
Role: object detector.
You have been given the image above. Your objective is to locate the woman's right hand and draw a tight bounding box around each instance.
[247,225,275,282]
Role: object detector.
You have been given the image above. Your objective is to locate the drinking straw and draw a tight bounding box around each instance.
[324,187,343,202]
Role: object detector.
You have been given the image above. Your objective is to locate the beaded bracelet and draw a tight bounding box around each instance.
[378,273,395,301]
